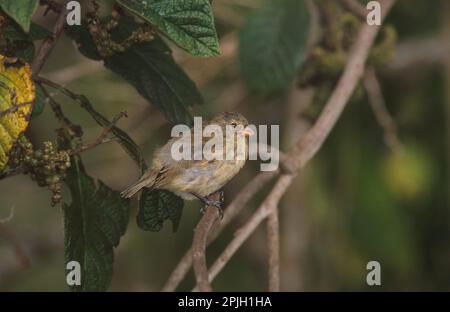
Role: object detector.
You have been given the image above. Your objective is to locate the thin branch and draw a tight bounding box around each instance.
[191,0,396,290]
[267,209,280,292]
[69,111,127,155]
[161,170,278,291]
[38,83,83,137]
[340,0,367,19]
[193,175,294,291]
[364,67,402,150]
[31,1,69,75]
[191,192,221,292]
[39,0,63,14]
[387,38,450,73]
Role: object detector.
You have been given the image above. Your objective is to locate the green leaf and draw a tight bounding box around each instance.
[31,82,45,117]
[239,0,309,95]
[28,22,52,41]
[63,154,130,291]
[65,19,202,126]
[104,36,200,126]
[64,24,102,61]
[0,0,39,32]
[116,0,220,56]
[137,189,183,232]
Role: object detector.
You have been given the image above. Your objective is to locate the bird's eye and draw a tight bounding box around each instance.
[231,122,237,127]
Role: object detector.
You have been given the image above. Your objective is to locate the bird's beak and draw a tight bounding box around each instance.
[239,127,255,137]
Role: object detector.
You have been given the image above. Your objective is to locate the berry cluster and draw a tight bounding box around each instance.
[87,4,154,58]
[298,2,397,88]
[9,135,71,206]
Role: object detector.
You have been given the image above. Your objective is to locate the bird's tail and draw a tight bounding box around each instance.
[120,170,157,198]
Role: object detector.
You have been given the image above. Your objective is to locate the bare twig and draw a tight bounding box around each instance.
[38,83,83,137]
[190,0,396,290]
[40,0,63,14]
[194,175,294,291]
[69,111,127,155]
[191,192,221,292]
[364,67,402,150]
[267,209,280,291]
[31,1,69,75]
[340,0,367,19]
[162,170,278,291]
[387,38,450,73]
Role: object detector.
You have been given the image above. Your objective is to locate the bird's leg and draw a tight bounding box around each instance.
[191,192,224,219]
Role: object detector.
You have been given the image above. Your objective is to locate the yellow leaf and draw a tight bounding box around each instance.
[0,54,35,170]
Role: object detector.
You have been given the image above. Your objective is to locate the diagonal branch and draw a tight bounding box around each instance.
[69,111,127,156]
[162,170,278,291]
[267,206,280,291]
[364,67,402,150]
[191,192,221,292]
[340,0,367,19]
[31,1,69,75]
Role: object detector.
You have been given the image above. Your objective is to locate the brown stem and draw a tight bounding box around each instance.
[340,0,367,19]
[191,192,221,292]
[38,83,83,137]
[364,67,402,150]
[267,209,280,292]
[40,0,63,14]
[192,175,294,291]
[161,170,278,291]
[31,1,69,75]
[69,111,127,156]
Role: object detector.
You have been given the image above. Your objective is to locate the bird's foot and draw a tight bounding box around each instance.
[201,198,223,219]
[194,192,224,220]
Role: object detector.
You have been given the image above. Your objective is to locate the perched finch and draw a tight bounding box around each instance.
[121,112,254,215]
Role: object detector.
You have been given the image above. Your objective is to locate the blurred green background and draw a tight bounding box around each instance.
[1,0,449,291]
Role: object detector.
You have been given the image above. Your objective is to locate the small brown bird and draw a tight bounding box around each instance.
[121,112,254,214]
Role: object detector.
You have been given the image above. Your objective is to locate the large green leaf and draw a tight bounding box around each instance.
[137,189,183,232]
[0,0,39,32]
[239,0,309,95]
[65,19,202,125]
[63,154,130,291]
[104,36,200,126]
[116,0,220,57]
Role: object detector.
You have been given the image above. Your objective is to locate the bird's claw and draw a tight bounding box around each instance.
[195,192,225,220]
[219,190,225,205]
[203,199,223,219]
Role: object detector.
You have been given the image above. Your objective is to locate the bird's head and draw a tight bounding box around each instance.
[208,112,254,137]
